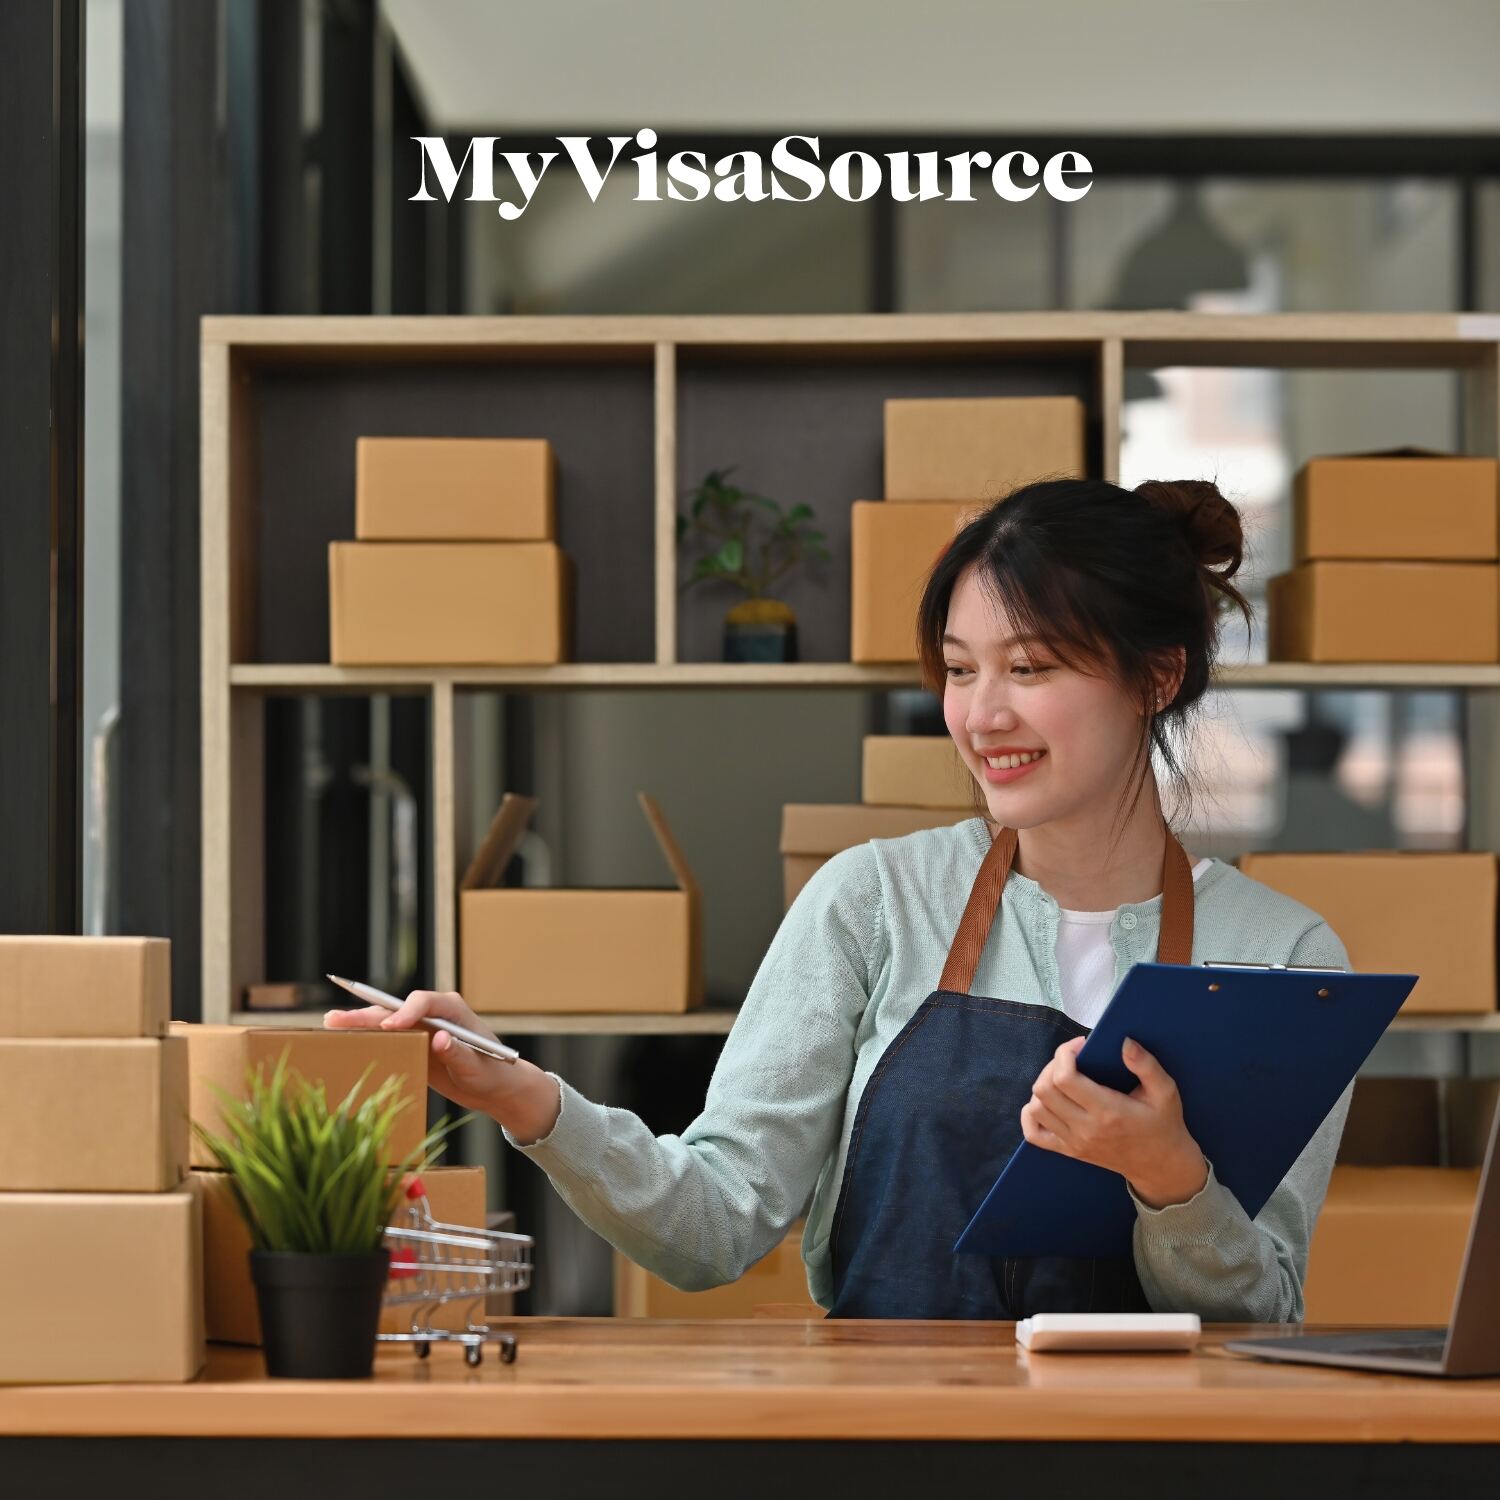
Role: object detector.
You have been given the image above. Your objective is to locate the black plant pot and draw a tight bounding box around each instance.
[250,1248,391,1379]
[723,620,799,663]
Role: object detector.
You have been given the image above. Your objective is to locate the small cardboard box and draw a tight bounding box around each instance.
[0,1187,204,1382]
[614,1222,808,1318]
[170,1023,430,1169]
[0,935,170,1038]
[850,500,977,663]
[884,396,1086,502]
[862,735,975,809]
[328,541,572,666]
[1293,448,1499,563]
[460,792,702,1013]
[1266,561,1499,664]
[0,1037,188,1191]
[1236,852,1497,1016]
[781,803,979,909]
[1304,1166,1479,1325]
[356,437,556,542]
[201,1165,487,1345]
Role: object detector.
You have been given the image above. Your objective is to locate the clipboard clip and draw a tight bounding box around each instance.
[1202,960,1347,974]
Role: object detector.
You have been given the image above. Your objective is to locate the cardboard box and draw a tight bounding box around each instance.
[850,501,977,662]
[355,437,556,542]
[0,1037,188,1191]
[171,1023,430,1169]
[614,1222,808,1317]
[1293,449,1499,563]
[781,803,979,908]
[1336,1077,1440,1166]
[328,541,572,666]
[201,1165,487,1345]
[380,1167,489,1335]
[862,735,975,809]
[884,396,1086,502]
[0,1187,204,1383]
[460,792,702,1013]
[1266,561,1499,664]
[0,935,170,1038]
[1237,852,1497,1016]
[1304,1167,1479,1325]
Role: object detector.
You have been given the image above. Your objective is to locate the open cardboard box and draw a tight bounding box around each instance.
[460,792,703,1014]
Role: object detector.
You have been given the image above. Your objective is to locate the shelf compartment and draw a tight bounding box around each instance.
[673,344,1103,664]
[227,345,658,669]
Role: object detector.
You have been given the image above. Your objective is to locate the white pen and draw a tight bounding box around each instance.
[326,975,520,1064]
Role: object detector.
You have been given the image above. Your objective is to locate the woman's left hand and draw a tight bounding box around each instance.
[1021,1035,1209,1209]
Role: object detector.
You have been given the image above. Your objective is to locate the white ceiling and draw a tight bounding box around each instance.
[382,0,1500,133]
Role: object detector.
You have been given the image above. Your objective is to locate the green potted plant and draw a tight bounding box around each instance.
[194,1051,465,1379]
[677,467,830,663]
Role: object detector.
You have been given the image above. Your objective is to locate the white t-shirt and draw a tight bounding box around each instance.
[1055,858,1213,1029]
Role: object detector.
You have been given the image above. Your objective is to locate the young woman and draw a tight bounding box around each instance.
[328,475,1352,1322]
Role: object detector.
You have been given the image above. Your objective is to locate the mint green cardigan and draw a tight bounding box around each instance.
[506,818,1353,1321]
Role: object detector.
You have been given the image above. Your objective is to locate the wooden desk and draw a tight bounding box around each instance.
[4,1320,1498,1498]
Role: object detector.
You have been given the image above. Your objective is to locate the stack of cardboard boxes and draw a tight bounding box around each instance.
[1267,448,1500,663]
[1234,848,1499,1324]
[170,1022,494,1345]
[780,736,979,909]
[0,938,202,1383]
[851,395,1085,662]
[329,436,572,665]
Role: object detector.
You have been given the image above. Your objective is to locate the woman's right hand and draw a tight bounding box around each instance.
[324,990,562,1145]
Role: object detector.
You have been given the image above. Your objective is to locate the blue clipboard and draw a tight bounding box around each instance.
[954,961,1416,1260]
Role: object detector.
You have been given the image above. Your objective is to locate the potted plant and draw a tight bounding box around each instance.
[194,1051,465,1379]
[677,467,830,663]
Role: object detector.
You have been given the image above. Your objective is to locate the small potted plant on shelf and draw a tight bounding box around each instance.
[677,466,830,663]
[194,1051,465,1379]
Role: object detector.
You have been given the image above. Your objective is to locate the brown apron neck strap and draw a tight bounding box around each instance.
[939,824,1196,995]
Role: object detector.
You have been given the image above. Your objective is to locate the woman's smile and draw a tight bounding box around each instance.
[979,747,1048,784]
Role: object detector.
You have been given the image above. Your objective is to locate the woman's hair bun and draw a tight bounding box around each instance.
[1134,478,1244,578]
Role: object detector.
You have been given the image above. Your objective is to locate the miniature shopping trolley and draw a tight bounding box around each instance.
[380,1177,534,1366]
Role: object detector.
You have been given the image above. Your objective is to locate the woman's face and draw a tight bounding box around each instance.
[940,564,1149,831]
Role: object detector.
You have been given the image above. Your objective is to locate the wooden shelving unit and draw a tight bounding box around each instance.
[201,312,1500,1032]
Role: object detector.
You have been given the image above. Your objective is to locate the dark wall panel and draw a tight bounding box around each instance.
[675,353,1097,662]
[252,358,657,664]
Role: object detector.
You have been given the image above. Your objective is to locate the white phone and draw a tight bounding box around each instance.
[326,975,520,1064]
[1016,1313,1201,1353]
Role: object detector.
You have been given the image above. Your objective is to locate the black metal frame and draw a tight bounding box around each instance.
[0,0,84,935]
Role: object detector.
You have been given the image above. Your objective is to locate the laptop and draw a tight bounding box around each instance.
[1225,1092,1500,1377]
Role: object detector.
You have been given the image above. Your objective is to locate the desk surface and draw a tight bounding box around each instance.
[4,1319,1499,1443]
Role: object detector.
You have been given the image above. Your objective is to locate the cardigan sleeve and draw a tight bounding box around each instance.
[500,843,885,1291]
[1128,919,1353,1322]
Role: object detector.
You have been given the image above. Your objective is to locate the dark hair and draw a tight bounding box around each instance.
[916,476,1252,832]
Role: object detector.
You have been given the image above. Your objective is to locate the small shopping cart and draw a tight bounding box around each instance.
[380,1177,534,1366]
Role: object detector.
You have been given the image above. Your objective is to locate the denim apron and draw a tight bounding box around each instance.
[828,823,1195,1320]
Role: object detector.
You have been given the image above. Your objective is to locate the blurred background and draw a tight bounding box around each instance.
[26,0,1500,1310]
